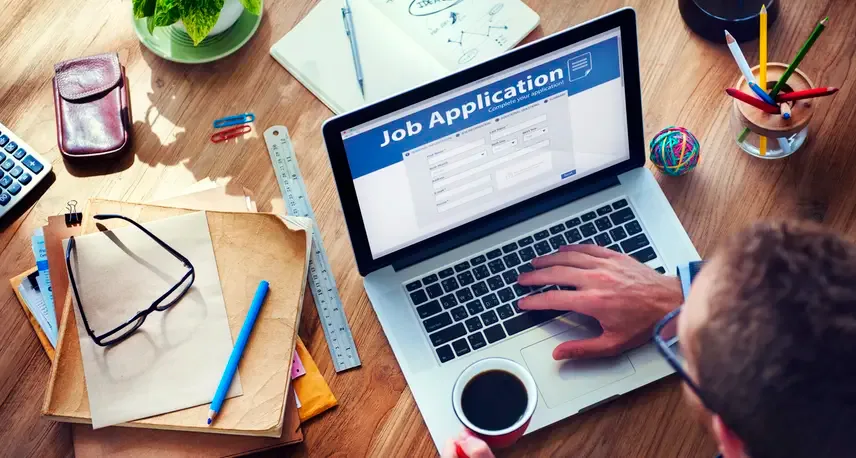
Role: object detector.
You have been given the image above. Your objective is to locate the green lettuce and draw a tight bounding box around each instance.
[239,0,261,15]
[180,0,225,45]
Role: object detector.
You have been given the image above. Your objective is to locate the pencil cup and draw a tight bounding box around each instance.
[731,63,816,159]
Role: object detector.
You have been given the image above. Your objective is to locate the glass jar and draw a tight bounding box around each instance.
[730,108,808,159]
[731,62,814,160]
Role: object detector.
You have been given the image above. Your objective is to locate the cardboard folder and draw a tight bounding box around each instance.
[42,199,312,438]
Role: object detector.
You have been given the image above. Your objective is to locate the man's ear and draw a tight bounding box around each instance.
[712,415,748,458]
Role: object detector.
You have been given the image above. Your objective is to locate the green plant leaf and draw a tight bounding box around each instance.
[153,0,181,27]
[147,16,156,34]
[239,0,261,15]
[180,0,225,46]
[133,0,156,18]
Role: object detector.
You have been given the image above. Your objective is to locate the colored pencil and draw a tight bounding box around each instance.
[207,280,270,425]
[749,82,777,106]
[780,102,792,120]
[725,30,757,85]
[759,5,768,156]
[769,17,829,97]
[776,87,839,102]
[726,88,781,114]
[778,137,791,154]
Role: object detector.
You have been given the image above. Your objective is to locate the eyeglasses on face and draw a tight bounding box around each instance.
[653,306,718,412]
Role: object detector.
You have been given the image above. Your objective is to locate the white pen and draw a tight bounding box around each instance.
[342,0,365,97]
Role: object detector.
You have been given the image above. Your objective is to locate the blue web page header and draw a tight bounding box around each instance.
[343,36,621,179]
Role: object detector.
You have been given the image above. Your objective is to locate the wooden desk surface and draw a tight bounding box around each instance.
[1,0,854,456]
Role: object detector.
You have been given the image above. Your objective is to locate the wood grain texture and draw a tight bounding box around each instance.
[42,201,308,437]
[1,0,854,456]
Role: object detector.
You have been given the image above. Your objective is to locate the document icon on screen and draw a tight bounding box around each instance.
[568,52,592,81]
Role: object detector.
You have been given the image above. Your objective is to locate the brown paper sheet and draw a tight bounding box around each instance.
[72,386,303,457]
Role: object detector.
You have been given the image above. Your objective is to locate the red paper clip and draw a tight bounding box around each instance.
[210,125,251,143]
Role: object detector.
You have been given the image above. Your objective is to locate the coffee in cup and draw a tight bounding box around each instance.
[452,358,538,449]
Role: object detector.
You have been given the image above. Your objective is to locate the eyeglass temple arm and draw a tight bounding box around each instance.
[94,214,195,269]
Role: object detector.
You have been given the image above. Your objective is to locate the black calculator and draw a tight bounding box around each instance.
[0,121,52,219]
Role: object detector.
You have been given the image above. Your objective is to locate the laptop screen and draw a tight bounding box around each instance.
[341,28,629,259]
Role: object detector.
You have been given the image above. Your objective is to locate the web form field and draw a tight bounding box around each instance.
[431,139,551,190]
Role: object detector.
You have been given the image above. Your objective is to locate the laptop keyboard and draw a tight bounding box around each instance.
[403,198,666,364]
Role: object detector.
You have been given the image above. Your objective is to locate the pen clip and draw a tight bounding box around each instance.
[342,8,351,33]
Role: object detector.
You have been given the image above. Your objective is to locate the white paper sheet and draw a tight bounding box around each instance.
[65,211,241,429]
[368,0,540,69]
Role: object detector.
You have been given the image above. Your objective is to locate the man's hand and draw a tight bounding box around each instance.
[441,430,495,458]
[517,244,683,360]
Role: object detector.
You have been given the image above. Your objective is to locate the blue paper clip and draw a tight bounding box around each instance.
[213,113,255,129]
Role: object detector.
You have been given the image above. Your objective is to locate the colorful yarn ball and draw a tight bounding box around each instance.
[649,126,700,176]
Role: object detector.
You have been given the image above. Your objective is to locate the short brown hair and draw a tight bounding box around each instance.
[696,221,856,458]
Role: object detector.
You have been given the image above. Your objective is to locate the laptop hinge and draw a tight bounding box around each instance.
[391,175,620,272]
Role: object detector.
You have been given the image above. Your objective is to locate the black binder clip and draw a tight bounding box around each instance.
[65,200,82,226]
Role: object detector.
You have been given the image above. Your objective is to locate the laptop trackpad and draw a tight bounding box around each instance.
[520,328,636,409]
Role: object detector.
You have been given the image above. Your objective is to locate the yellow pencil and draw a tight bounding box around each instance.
[759,5,768,156]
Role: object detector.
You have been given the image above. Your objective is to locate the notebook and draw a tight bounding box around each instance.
[271,0,540,114]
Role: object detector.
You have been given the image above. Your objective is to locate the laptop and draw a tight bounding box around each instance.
[322,8,699,450]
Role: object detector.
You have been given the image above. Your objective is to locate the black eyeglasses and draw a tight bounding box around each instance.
[653,307,718,412]
[66,214,196,347]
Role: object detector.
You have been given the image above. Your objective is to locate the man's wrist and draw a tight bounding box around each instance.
[657,276,684,315]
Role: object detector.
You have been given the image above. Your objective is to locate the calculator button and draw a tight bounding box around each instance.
[0,175,12,188]
[0,135,8,147]
[1,159,13,171]
[21,155,44,174]
[9,166,22,178]
[18,172,31,185]
[0,192,10,206]
[7,182,21,195]
[3,141,16,153]
[13,148,26,160]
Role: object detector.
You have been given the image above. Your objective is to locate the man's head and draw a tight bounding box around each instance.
[678,221,856,458]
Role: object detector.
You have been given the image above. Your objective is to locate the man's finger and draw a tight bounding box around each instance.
[559,243,622,258]
[552,334,625,360]
[518,266,592,287]
[531,251,607,270]
[441,439,460,458]
[457,433,496,458]
[517,289,603,315]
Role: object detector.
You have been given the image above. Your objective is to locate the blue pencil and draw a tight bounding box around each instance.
[748,82,777,106]
[207,280,270,425]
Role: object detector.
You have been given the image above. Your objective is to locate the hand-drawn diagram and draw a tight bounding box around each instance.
[373,0,522,69]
